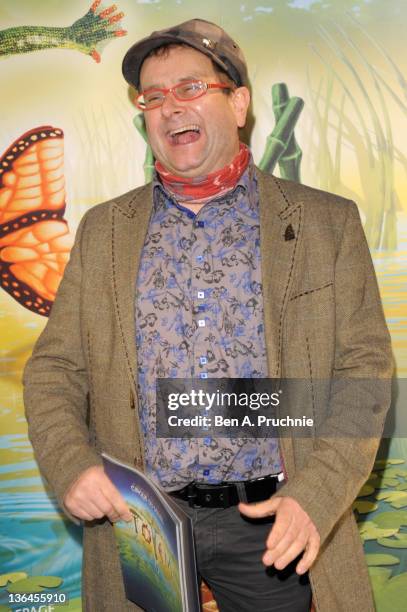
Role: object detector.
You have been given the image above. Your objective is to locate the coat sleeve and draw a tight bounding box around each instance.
[23,211,102,521]
[276,201,393,545]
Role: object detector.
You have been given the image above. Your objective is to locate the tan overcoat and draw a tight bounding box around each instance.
[23,170,393,611]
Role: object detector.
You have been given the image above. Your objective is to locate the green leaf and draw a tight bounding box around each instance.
[376,491,396,500]
[375,492,407,507]
[358,484,375,497]
[353,500,378,514]
[381,468,407,478]
[373,511,407,529]
[6,576,63,594]
[368,566,392,579]
[369,567,392,602]
[357,521,398,541]
[374,459,405,469]
[0,572,27,587]
[365,553,399,566]
[391,499,407,509]
[375,572,407,612]
[380,478,400,487]
[378,538,407,549]
[396,482,407,491]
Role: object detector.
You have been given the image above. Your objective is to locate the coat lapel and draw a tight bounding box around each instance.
[257,169,303,378]
[110,183,153,394]
[257,170,304,477]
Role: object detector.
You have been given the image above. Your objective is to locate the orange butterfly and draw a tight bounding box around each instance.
[0,126,73,316]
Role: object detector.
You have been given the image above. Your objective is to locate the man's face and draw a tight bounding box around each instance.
[139,45,250,178]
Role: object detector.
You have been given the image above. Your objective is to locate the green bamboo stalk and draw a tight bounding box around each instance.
[271,83,303,182]
[133,114,155,183]
[258,97,304,174]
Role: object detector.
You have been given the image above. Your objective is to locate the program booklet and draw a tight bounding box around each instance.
[102,453,200,612]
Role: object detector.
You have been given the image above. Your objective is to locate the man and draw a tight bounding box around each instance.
[24,18,392,612]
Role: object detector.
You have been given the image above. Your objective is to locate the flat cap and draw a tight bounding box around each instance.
[122,18,248,90]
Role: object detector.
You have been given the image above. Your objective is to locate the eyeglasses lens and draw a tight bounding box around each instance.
[139,81,206,109]
[175,82,206,99]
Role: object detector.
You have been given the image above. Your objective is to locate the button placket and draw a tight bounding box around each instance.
[191,213,211,377]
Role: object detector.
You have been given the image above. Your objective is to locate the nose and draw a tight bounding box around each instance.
[160,90,185,118]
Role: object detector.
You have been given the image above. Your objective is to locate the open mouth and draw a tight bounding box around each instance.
[167,124,201,145]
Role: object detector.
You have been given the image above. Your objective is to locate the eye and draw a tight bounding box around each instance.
[145,92,163,104]
[178,82,204,96]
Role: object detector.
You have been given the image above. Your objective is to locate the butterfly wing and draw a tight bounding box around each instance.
[0,126,73,316]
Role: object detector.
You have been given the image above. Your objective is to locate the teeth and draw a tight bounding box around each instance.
[169,124,200,137]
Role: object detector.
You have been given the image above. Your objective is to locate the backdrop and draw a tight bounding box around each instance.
[0,1,406,610]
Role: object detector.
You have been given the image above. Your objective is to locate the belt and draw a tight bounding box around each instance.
[169,474,282,508]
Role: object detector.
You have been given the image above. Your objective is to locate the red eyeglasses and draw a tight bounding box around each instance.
[135,80,233,110]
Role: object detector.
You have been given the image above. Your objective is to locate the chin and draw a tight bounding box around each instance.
[165,159,207,178]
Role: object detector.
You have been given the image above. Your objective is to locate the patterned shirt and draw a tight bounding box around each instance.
[135,160,282,490]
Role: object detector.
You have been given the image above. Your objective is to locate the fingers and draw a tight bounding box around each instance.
[265,503,294,550]
[263,513,296,565]
[238,496,280,519]
[240,496,321,574]
[296,533,320,575]
[63,465,132,523]
[101,477,132,522]
[268,529,308,569]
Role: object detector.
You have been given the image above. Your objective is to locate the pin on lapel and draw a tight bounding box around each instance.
[284,224,295,241]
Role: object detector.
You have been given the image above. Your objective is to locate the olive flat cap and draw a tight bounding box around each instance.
[122,18,248,90]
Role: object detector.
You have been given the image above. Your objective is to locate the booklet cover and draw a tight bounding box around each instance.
[102,453,200,612]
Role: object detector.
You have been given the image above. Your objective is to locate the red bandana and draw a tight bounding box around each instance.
[155,142,250,202]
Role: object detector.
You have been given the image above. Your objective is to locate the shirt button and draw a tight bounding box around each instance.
[196,255,204,262]
[197,291,205,299]
[197,304,206,312]
[194,220,205,228]
[203,469,210,476]
[200,372,208,379]
[200,356,207,365]
[198,319,205,327]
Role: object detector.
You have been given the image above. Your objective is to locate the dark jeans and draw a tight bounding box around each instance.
[173,497,312,612]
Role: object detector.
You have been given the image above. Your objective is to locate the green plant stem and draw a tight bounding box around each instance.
[271,83,303,182]
[258,97,304,174]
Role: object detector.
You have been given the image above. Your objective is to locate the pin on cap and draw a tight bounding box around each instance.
[122,18,249,90]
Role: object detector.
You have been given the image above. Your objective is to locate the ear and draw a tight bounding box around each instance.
[230,86,251,128]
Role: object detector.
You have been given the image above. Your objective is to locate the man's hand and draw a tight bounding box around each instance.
[238,496,320,575]
[63,465,132,523]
